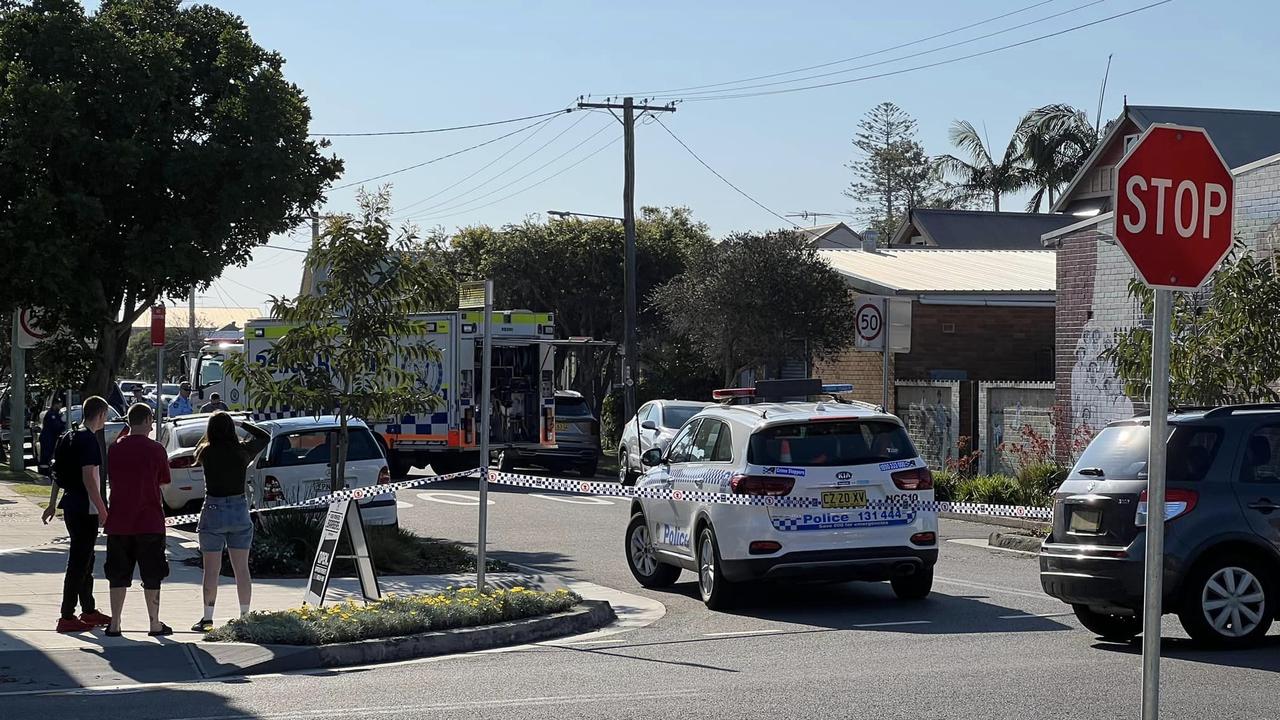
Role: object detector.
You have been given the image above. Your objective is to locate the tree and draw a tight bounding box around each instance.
[0,0,341,397]
[225,190,450,491]
[1102,244,1280,406]
[653,230,855,384]
[845,102,951,241]
[120,326,204,381]
[439,207,713,413]
[940,119,1032,211]
[1018,104,1098,212]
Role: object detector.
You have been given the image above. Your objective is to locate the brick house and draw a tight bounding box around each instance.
[1044,105,1280,452]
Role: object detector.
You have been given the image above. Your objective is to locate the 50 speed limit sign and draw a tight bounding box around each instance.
[856,302,883,344]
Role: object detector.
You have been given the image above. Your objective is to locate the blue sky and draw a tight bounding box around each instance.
[207,0,1277,310]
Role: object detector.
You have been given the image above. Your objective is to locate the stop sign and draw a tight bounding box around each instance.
[1114,124,1234,290]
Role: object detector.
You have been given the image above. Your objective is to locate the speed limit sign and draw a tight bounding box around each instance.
[856,302,882,343]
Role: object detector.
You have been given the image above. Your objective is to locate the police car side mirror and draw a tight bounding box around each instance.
[641,448,664,467]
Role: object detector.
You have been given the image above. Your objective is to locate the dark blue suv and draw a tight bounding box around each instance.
[1040,404,1280,647]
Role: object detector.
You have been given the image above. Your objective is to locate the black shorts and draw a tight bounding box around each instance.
[105,534,170,589]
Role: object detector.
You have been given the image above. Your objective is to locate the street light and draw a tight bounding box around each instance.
[546,210,624,222]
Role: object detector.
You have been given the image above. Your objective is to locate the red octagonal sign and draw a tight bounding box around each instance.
[1114,124,1234,290]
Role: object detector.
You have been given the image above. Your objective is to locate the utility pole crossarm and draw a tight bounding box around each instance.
[576,101,677,113]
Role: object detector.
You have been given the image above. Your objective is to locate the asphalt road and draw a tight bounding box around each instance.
[8,469,1279,719]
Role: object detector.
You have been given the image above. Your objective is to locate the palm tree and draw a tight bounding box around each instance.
[939,120,1030,212]
[1018,104,1099,212]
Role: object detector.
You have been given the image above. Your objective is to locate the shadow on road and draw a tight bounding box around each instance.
[1092,635,1280,673]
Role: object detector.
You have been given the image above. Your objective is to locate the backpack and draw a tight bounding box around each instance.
[52,429,80,490]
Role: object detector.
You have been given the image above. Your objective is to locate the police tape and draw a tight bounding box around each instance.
[162,467,481,527]
[483,470,1054,521]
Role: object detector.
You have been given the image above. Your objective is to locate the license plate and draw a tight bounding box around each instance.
[555,421,569,432]
[821,489,868,509]
[1069,508,1102,533]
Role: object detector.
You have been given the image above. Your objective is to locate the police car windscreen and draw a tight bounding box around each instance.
[748,421,916,467]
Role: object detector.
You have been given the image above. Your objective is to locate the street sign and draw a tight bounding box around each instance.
[150,305,166,347]
[15,308,50,349]
[855,301,883,347]
[852,296,912,353]
[1114,124,1234,290]
[303,499,380,607]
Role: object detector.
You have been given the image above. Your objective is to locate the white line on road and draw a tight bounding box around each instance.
[998,612,1075,620]
[416,492,493,506]
[936,576,1051,601]
[851,620,932,628]
[702,629,786,637]
[396,500,413,509]
[530,493,614,506]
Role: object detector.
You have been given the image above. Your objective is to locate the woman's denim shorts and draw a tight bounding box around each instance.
[197,495,254,553]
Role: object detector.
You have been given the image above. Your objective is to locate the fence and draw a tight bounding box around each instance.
[894,381,960,470]
[978,381,1055,475]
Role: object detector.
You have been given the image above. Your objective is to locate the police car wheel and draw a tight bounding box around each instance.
[890,566,933,600]
[626,514,680,588]
[697,524,736,610]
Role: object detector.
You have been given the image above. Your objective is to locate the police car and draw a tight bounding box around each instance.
[624,379,938,609]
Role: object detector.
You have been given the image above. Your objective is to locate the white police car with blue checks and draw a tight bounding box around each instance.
[625,383,938,609]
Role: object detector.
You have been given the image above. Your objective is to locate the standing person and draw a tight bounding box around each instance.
[129,385,153,409]
[191,412,270,632]
[199,392,229,414]
[38,395,66,476]
[103,403,172,637]
[41,396,112,633]
[168,382,194,418]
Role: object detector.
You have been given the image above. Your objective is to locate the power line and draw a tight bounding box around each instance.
[409,131,623,224]
[619,0,1061,97]
[666,0,1111,100]
[652,116,797,229]
[675,0,1172,102]
[394,111,592,219]
[264,243,308,254]
[217,274,273,298]
[402,117,615,221]
[309,108,573,138]
[330,114,561,191]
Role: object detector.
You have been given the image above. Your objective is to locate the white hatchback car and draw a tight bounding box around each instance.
[156,412,253,512]
[625,380,938,609]
[249,416,396,526]
[617,399,710,485]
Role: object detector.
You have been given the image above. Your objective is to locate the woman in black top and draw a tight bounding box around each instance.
[191,412,270,632]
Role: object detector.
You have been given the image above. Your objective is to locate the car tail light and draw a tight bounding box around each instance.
[730,474,794,496]
[169,456,196,469]
[377,466,391,485]
[263,475,285,502]
[749,541,782,554]
[892,467,934,491]
[910,532,937,546]
[1136,488,1198,526]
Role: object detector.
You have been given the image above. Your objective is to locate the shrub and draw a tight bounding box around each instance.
[953,474,1019,505]
[206,587,582,645]
[1014,462,1068,507]
[944,436,983,479]
[931,469,958,502]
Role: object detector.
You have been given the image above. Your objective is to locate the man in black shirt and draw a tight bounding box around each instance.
[43,396,113,633]
[199,392,229,414]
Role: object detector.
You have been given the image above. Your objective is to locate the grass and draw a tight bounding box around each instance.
[205,586,581,645]
[0,465,53,509]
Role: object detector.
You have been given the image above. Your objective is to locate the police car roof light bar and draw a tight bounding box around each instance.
[820,384,854,394]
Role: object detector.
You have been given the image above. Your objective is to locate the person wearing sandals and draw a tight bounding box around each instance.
[103,403,173,637]
[192,412,270,633]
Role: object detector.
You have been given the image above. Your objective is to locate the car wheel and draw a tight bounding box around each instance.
[696,524,737,610]
[1177,556,1274,648]
[618,448,636,485]
[890,566,934,600]
[497,450,516,472]
[389,453,414,479]
[578,459,599,478]
[625,513,680,588]
[1073,604,1141,642]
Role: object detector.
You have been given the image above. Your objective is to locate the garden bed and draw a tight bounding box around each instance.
[206,587,581,645]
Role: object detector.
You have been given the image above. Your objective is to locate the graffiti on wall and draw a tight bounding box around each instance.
[987,386,1055,475]
[1070,323,1134,430]
[896,384,956,469]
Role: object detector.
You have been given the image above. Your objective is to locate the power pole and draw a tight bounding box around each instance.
[187,286,196,385]
[575,97,675,434]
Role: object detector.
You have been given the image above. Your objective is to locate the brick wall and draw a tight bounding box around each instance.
[814,349,893,411]
[895,302,1055,381]
[1054,156,1280,458]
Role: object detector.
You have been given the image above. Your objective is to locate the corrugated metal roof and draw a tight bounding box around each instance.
[818,248,1055,293]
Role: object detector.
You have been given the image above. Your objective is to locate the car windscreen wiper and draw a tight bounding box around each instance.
[1077,467,1105,477]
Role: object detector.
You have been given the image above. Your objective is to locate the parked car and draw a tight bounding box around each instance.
[617,399,710,484]
[249,416,396,526]
[497,390,600,477]
[146,383,181,411]
[155,412,254,513]
[118,380,147,396]
[1040,404,1280,648]
[625,380,937,609]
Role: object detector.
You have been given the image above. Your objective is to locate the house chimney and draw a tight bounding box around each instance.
[861,228,880,252]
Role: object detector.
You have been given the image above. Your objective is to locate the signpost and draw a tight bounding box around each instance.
[302,499,380,606]
[1113,124,1234,720]
[852,295,912,410]
[459,280,494,593]
[152,305,166,420]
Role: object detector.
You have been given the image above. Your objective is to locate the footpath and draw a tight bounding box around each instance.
[0,478,645,694]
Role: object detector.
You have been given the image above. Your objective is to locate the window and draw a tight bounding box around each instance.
[269,430,333,467]
[661,404,700,430]
[748,421,915,467]
[346,429,385,462]
[667,421,700,464]
[1070,424,1222,482]
[1166,426,1222,483]
[690,420,731,463]
[637,403,655,425]
[1240,426,1280,484]
[554,395,593,419]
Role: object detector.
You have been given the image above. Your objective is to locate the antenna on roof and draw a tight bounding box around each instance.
[1095,53,1113,135]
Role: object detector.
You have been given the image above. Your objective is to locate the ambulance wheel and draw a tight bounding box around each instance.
[497,450,516,472]
[389,454,414,479]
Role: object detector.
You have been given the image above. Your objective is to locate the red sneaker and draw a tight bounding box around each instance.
[80,611,112,627]
[56,617,94,633]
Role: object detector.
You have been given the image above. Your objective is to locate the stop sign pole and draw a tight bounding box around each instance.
[1114,124,1234,720]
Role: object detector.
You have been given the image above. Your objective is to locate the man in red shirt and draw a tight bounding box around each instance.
[103,403,172,636]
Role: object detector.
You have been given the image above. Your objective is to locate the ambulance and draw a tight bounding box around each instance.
[189,311,559,477]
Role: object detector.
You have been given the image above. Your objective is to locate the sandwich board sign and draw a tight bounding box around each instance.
[303,499,381,607]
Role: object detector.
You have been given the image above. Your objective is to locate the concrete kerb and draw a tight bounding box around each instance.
[988,531,1045,554]
[190,600,616,678]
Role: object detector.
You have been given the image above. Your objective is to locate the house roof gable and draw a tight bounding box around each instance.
[889,208,1077,250]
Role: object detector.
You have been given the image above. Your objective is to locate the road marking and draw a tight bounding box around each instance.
[416,492,494,506]
[702,629,786,637]
[936,576,1050,601]
[396,500,413,509]
[556,638,628,645]
[530,493,614,506]
[948,537,1039,556]
[998,612,1074,620]
[851,620,931,628]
